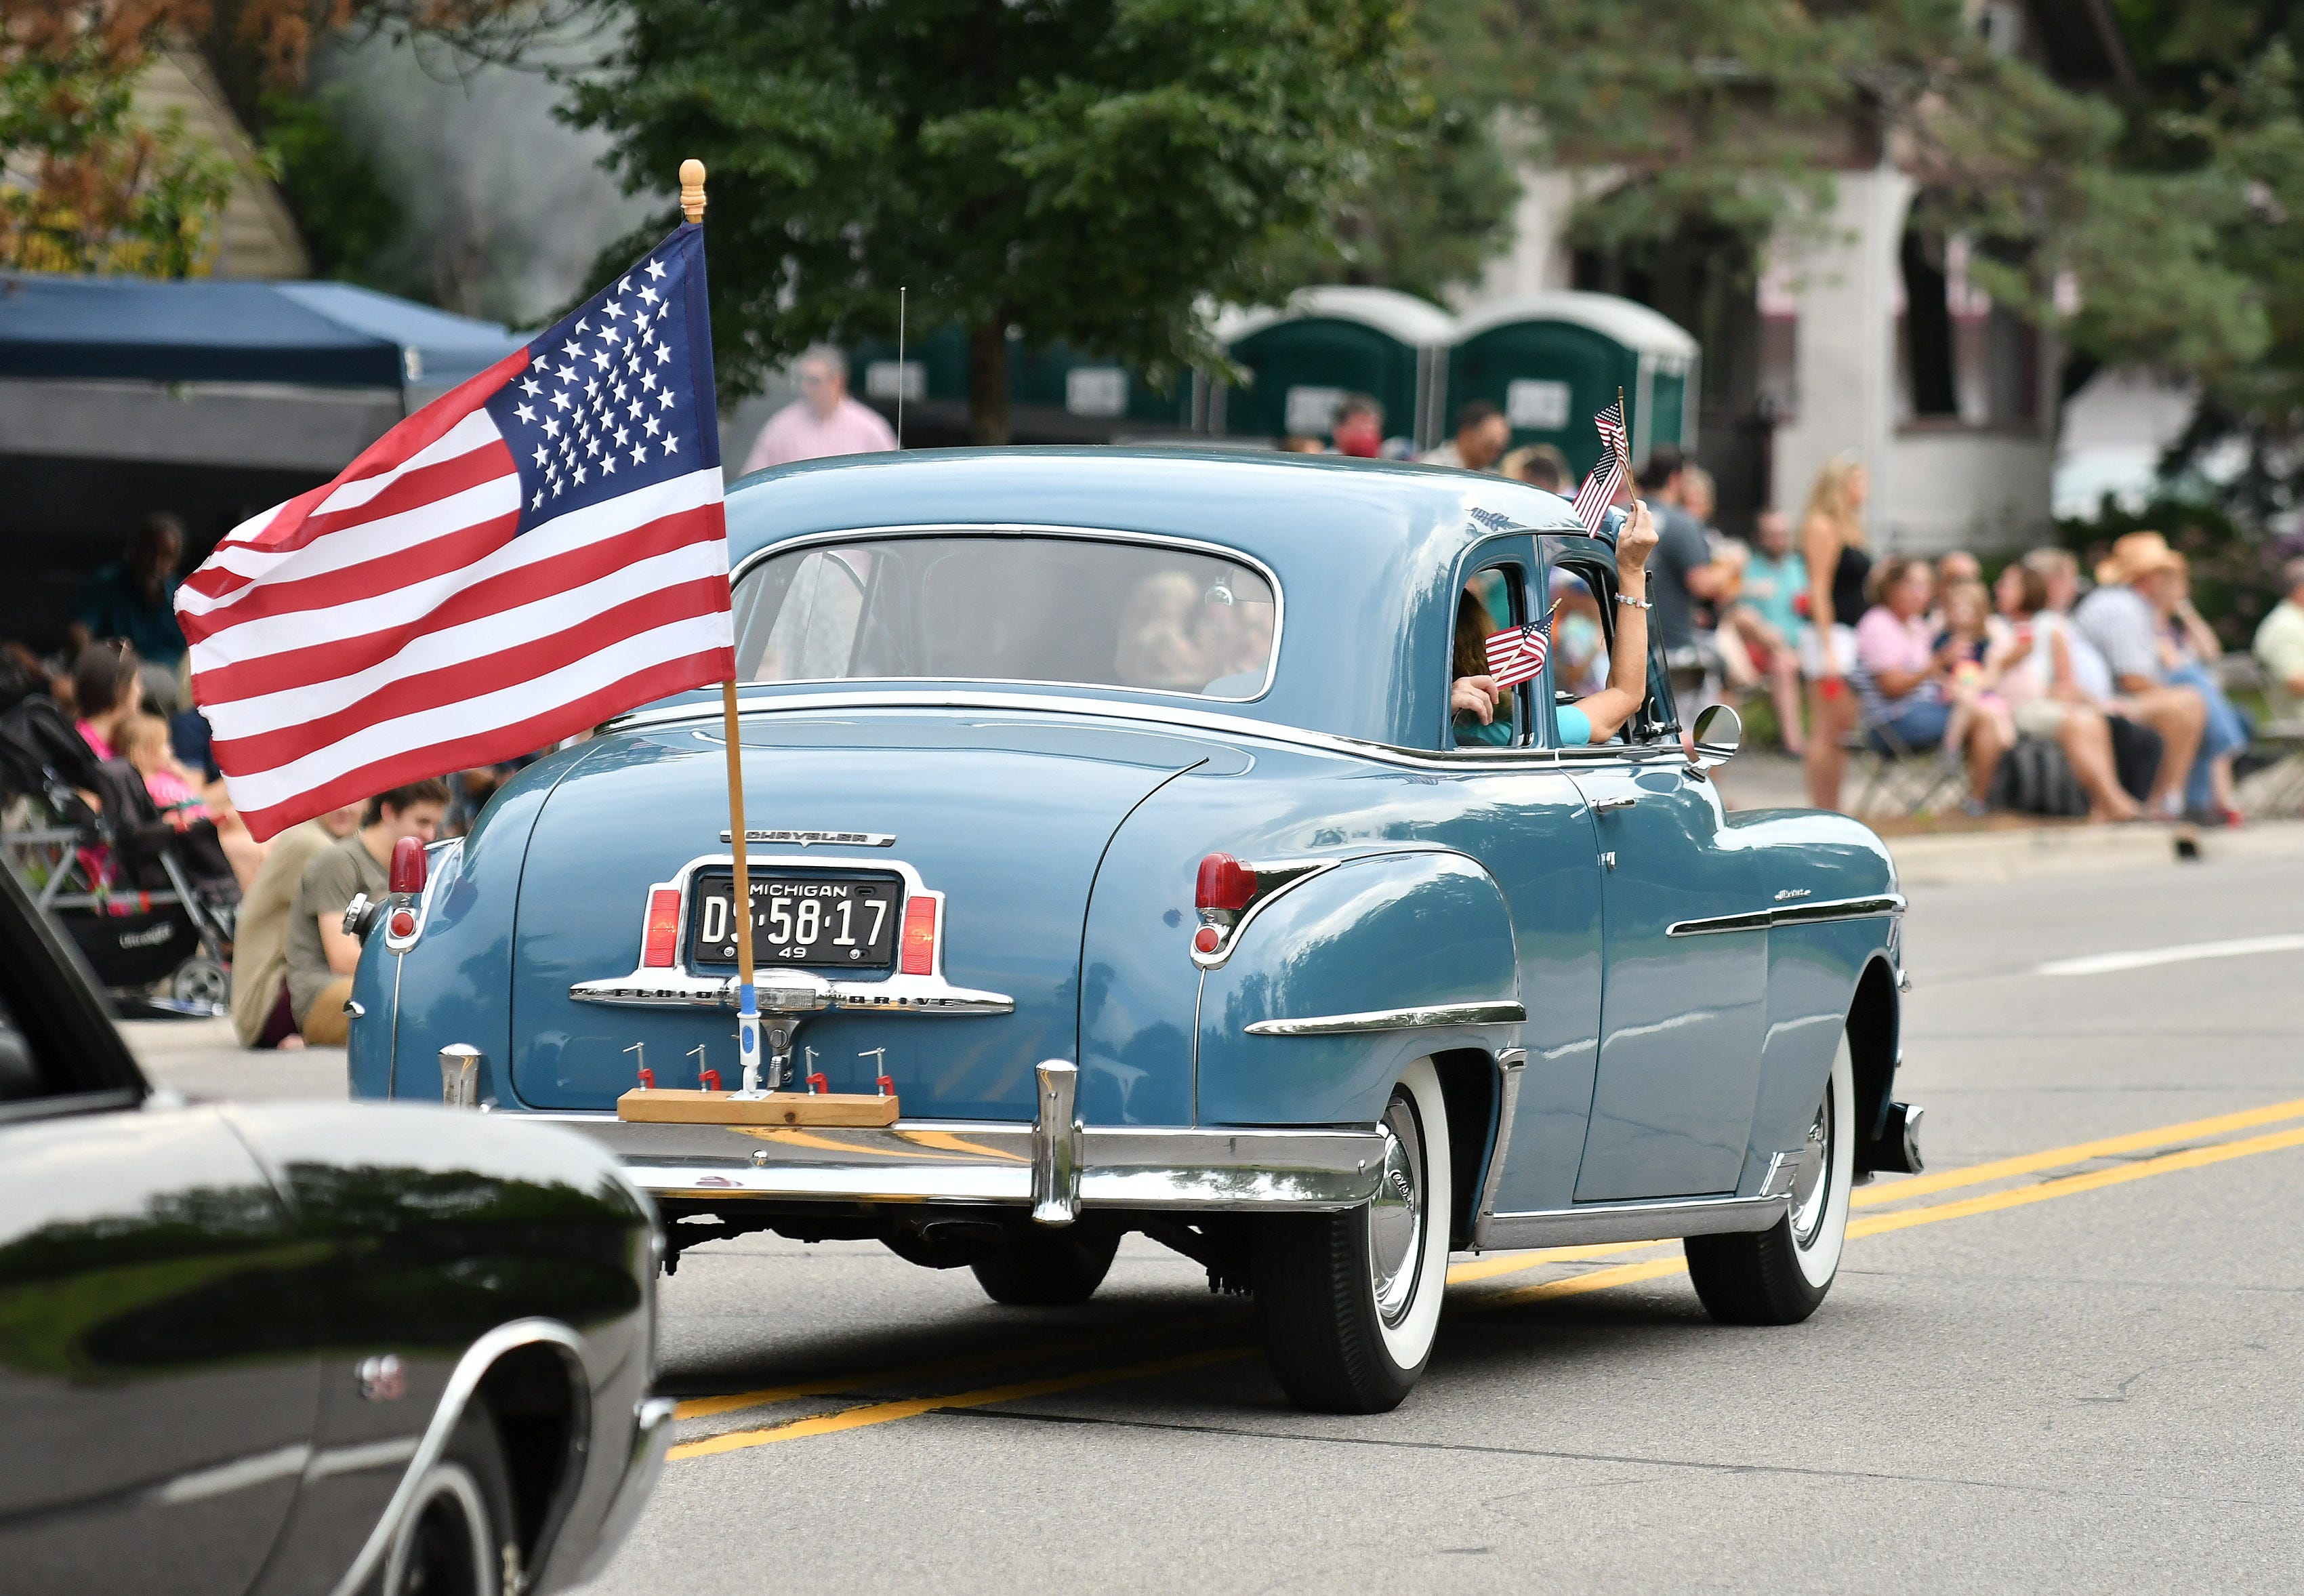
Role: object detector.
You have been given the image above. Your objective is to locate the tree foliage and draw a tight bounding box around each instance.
[566,0,1427,442]
[1,0,545,278]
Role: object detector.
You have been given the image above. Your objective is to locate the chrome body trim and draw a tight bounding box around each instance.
[567,853,1014,1016]
[603,684,1711,776]
[1479,1190,1791,1248]
[1031,1060,1082,1227]
[542,1114,1386,1212]
[439,1044,481,1107]
[1469,1048,1528,1250]
[1244,999,1527,1037]
[721,829,895,847]
[1666,893,1908,938]
[1189,857,1340,970]
[725,522,1289,703]
[1758,1149,1802,1199]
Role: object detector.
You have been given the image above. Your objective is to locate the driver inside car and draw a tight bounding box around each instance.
[1452,497,1661,747]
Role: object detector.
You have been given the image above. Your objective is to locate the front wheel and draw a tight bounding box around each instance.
[379,1400,517,1596]
[1252,1058,1452,1413]
[1685,1028,1855,1324]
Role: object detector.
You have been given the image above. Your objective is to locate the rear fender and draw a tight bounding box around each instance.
[1193,850,1518,1128]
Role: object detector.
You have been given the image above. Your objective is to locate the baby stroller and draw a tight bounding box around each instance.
[0,678,240,1013]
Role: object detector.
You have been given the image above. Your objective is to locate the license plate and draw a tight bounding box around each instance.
[686,872,903,970]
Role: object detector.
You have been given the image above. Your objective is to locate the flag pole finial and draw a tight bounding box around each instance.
[680,159,707,224]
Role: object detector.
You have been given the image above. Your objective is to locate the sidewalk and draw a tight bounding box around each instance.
[1714,749,2304,885]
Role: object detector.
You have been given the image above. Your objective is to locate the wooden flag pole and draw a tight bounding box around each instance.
[682,158,765,1097]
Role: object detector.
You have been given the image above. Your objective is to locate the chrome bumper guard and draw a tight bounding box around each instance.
[551,1061,1384,1224]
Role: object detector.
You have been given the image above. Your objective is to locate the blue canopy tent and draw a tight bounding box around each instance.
[0,275,523,652]
[0,274,520,388]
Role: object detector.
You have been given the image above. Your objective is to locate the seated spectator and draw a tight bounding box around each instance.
[1420,401,1510,473]
[231,802,363,1050]
[1277,435,1326,453]
[2072,533,2215,820]
[1935,577,2016,764]
[2160,554,2248,823]
[71,639,144,761]
[1500,443,1573,495]
[282,781,447,1047]
[1331,394,1386,459]
[1724,508,1807,754]
[1854,557,2009,815]
[1989,563,2140,822]
[2255,556,2304,722]
[120,714,207,827]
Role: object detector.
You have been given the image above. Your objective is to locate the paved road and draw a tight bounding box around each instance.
[133,850,2304,1593]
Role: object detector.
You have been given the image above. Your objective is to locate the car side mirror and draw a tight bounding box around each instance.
[1691,703,1742,773]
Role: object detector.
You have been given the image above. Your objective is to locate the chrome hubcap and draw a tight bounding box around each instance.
[1366,1090,1426,1326]
[1790,1081,1833,1248]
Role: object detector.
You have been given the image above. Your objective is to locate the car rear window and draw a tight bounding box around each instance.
[732,535,1278,699]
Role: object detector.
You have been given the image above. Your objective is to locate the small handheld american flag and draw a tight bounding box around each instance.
[1570,398,1631,535]
[1483,619,1549,689]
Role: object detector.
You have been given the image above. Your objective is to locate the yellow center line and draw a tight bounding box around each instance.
[667,1348,1252,1459]
[1447,1093,2304,1292]
[1851,1094,2304,1207]
[669,1101,2304,1459]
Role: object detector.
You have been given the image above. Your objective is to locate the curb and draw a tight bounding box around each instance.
[1889,818,2304,887]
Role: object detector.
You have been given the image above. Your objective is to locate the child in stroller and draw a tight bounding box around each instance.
[0,648,240,1011]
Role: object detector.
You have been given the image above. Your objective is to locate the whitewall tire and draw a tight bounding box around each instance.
[1252,1057,1452,1412]
[1685,1028,1855,1324]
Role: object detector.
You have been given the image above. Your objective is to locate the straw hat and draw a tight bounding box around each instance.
[2094,531,2184,588]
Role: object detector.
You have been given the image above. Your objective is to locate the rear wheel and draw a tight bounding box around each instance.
[1685,1029,1855,1325]
[381,1401,517,1596]
[1252,1058,1451,1413]
[970,1221,1121,1306]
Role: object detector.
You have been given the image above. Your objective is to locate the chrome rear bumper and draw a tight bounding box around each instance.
[539,1065,1382,1225]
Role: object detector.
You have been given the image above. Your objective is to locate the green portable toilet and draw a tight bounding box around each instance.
[1448,293,1700,478]
[845,328,1190,443]
[1217,287,1456,451]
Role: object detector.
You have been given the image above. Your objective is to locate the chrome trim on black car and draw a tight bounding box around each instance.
[1666,893,1908,938]
[1243,999,1527,1036]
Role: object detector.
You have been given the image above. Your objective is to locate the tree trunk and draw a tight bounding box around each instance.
[967,319,1012,445]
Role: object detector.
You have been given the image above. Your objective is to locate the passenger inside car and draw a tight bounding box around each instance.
[1452,499,1661,748]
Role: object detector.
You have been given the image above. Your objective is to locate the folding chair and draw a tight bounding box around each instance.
[1839,664,1967,819]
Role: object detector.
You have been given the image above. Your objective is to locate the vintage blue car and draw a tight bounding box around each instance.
[352,449,1922,1413]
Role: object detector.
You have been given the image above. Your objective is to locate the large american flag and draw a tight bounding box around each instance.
[178,224,735,840]
[1569,399,1630,535]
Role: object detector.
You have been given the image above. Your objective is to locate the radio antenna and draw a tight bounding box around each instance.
[895,285,907,451]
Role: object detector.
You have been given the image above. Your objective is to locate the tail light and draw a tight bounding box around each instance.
[641,887,682,968]
[389,836,427,895]
[1196,853,1258,913]
[900,895,939,975]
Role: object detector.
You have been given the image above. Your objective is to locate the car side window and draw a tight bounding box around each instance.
[1545,550,1675,748]
[1445,561,1530,750]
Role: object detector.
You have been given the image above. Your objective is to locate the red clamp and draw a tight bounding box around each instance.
[636,1067,654,1091]
[699,1069,721,1093]
[876,1072,897,1098]
[806,1071,830,1095]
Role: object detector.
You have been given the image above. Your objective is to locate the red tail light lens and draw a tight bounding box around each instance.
[1196,853,1258,913]
[642,888,682,968]
[389,836,427,895]
[900,896,938,975]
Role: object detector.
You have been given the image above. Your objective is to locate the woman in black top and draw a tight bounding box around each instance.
[1798,454,1872,811]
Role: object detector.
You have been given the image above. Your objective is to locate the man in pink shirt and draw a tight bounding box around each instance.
[741,345,897,473]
